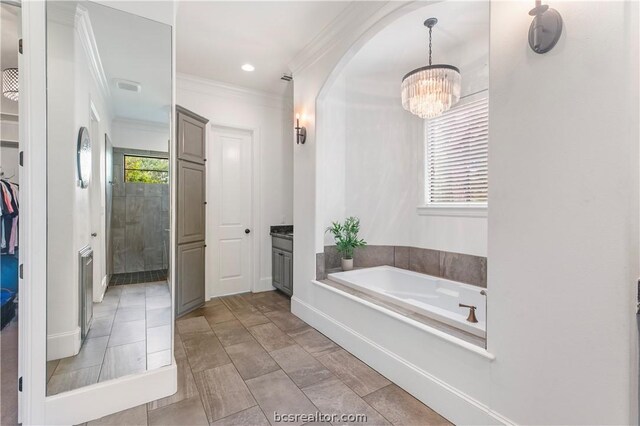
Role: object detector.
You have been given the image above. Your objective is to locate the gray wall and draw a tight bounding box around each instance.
[111,148,169,273]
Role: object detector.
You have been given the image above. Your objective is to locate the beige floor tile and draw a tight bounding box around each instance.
[87,404,147,426]
[289,328,340,357]
[55,336,109,373]
[181,331,231,372]
[220,294,252,312]
[318,350,390,397]
[264,310,310,333]
[148,396,209,426]
[302,377,390,425]
[210,319,254,347]
[146,307,172,328]
[363,384,452,425]
[176,316,211,334]
[147,324,171,353]
[233,307,271,328]
[148,356,199,411]
[108,319,146,347]
[147,349,172,370]
[204,304,236,325]
[47,365,101,395]
[99,341,146,382]
[46,359,59,382]
[174,332,187,360]
[87,316,115,339]
[245,370,318,426]
[114,306,146,323]
[204,297,224,307]
[210,406,270,426]
[225,339,280,380]
[146,294,172,310]
[193,363,257,422]
[270,345,332,388]
[118,292,146,308]
[248,323,295,352]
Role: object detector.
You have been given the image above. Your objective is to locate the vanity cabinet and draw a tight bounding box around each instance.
[272,238,293,296]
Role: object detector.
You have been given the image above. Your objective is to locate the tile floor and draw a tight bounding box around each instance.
[110,269,169,286]
[46,281,172,396]
[86,290,451,425]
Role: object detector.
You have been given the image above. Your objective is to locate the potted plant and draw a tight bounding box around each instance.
[327,217,367,271]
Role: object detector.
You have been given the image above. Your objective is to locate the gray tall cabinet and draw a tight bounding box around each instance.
[176,106,208,316]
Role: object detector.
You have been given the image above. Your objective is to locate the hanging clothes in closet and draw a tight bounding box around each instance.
[0,179,19,255]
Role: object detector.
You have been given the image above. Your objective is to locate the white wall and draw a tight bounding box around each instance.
[487,1,639,423]
[112,118,169,152]
[177,73,293,297]
[47,7,113,360]
[293,0,639,423]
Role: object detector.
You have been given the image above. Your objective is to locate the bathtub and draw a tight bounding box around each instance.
[327,266,486,338]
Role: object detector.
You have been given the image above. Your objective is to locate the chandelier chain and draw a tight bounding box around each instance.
[428,26,432,66]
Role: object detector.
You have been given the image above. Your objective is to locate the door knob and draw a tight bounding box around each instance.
[245,229,251,234]
[91,233,97,237]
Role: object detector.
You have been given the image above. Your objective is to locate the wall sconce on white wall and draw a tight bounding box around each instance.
[295,113,306,144]
[528,0,563,54]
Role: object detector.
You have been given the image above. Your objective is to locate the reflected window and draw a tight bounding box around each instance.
[124,155,169,184]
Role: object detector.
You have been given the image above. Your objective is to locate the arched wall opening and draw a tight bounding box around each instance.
[315,1,489,276]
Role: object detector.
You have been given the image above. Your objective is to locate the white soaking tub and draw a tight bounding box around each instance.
[327,266,486,338]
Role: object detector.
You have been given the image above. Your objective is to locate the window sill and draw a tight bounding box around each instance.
[417,204,487,218]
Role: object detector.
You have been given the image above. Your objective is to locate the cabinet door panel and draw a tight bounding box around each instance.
[272,249,283,288]
[178,160,206,244]
[178,112,206,164]
[283,252,293,295]
[177,241,205,315]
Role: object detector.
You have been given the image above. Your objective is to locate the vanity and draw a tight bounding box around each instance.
[271,225,293,296]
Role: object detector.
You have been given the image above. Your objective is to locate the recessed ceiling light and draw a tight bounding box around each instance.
[241,64,255,72]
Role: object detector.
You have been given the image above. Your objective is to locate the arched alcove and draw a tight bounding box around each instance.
[316,1,489,261]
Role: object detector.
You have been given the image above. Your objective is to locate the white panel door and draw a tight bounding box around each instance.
[213,127,252,295]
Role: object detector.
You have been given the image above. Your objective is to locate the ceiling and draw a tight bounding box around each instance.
[1,3,20,116]
[85,1,172,124]
[344,1,489,97]
[176,1,351,96]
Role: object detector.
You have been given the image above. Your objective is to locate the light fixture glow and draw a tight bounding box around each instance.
[241,64,255,72]
[401,18,461,119]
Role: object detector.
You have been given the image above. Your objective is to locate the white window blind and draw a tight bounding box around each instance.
[425,96,489,206]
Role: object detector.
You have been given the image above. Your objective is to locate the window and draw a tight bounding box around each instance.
[423,96,488,213]
[124,155,169,184]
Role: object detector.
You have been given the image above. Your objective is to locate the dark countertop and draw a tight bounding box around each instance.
[270,225,293,240]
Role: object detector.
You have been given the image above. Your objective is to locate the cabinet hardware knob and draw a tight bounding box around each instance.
[245,229,251,234]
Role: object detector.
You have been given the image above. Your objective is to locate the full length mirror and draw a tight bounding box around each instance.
[46,1,172,396]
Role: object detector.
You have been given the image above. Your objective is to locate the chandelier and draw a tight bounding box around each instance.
[2,68,18,102]
[401,18,461,119]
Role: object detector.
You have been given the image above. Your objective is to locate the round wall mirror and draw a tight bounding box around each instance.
[77,126,91,188]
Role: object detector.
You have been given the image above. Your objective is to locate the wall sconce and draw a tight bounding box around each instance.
[528,0,563,54]
[295,113,306,144]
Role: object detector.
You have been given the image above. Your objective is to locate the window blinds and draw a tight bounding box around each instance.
[425,97,489,205]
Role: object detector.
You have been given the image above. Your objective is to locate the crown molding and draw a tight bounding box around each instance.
[288,2,391,75]
[74,6,111,104]
[177,73,289,110]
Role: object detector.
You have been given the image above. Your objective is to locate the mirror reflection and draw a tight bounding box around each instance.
[46,1,172,396]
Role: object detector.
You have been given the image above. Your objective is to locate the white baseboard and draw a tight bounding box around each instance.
[254,277,275,293]
[292,296,514,426]
[45,361,177,425]
[46,327,81,361]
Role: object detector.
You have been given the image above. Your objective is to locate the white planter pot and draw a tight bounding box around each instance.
[341,258,353,271]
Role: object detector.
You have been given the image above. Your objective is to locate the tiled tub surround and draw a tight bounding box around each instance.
[317,245,487,287]
[112,148,170,274]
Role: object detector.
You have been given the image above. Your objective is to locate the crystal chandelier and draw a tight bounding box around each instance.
[401,18,461,119]
[2,68,18,102]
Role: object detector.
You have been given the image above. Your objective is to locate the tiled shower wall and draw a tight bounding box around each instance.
[317,245,487,287]
[111,148,169,273]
